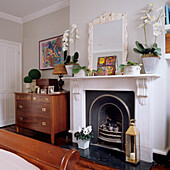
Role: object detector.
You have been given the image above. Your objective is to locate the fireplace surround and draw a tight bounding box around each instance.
[64,74,160,162]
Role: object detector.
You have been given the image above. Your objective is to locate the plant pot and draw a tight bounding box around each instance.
[77,139,90,149]
[25,83,31,93]
[65,65,73,77]
[142,57,159,74]
[74,69,86,77]
[123,66,141,75]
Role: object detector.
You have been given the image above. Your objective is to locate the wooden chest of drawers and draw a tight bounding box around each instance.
[15,92,69,144]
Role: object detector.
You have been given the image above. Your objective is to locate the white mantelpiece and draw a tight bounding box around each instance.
[63,74,160,162]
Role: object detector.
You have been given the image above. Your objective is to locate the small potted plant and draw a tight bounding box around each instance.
[133,3,164,73]
[71,65,89,77]
[119,61,142,75]
[74,125,94,149]
[28,69,41,92]
[24,76,32,93]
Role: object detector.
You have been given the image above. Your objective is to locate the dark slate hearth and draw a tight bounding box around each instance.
[61,143,153,170]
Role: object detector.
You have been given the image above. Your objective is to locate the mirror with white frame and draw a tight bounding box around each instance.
[88,12,128,71]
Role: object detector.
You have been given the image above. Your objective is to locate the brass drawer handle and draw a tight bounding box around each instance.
[19,117,23,121]
[33,97,36,101]
[45,98,48,102]
[19,105,23,109]
[27,96,31,100]
[42,122,46,126]
[42,108,46,112]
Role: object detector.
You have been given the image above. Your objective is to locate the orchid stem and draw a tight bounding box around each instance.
[144,24,148,47]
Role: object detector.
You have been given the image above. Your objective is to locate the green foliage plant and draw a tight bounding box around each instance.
[133,41,161,58]
[24,76,32,83]
[74,126,94,141]
[71,64,89,74]
[28,69,41,79]
[64,52,79,65]
[119,61,142,72]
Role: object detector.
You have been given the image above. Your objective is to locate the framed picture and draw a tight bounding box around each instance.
[34,86,40,94]
[39,35,64,70]
[48,86,54,94]
[97,56,117,76]
[41,89,47,94]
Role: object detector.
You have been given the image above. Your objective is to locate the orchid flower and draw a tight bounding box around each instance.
[138,3,164,46]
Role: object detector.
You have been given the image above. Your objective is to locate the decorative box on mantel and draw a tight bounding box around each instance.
[63,74,160,162]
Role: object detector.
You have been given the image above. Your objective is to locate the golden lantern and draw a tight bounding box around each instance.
[125,119,140,164]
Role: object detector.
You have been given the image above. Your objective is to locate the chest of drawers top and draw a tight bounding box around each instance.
[15,92,68,103]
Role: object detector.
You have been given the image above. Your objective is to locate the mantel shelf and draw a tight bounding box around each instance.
[64,74,160,106]
[63,74,160,80]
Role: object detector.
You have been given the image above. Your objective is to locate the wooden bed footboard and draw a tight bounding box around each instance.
[0,129,79,170]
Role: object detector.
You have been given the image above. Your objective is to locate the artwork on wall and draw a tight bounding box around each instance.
[39,35,64,70]
[97,56,117,76]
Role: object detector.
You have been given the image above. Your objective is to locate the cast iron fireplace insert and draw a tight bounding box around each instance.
[86,90,135,151]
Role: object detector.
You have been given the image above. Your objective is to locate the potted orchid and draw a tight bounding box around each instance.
[62,24,80,76]
[133,3,164,73]
[74,125,94,149]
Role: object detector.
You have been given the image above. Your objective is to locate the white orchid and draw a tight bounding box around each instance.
[138,24,144,28]
[70,24,80,53]
[83,128,89,135]
[62,24,80,61]
[69,38,74,43]
[138,3,164,46]
[86,125,92,133]
[62,29,70,53]
[144,19,151,24]
[140,15,147,20]
[74,125,94,141]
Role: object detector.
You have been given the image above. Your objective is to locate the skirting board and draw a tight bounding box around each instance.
[153,146,170,156]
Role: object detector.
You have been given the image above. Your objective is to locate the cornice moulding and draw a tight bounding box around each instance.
[0,0,70,24]
[0,11,22,24]
[22,0,70,23]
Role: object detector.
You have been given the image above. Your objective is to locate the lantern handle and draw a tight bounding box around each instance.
[130,119,136,126]
[130,119,136,123]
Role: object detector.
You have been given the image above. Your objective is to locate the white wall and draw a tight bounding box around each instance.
[0,18,22,43]
[70,0,169,154]
[23,7,70,82]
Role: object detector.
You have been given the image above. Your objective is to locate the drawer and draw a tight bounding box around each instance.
[16,101,50,117]
[16,94,31,101]
[32,95,50,103]
[16,114,50,134]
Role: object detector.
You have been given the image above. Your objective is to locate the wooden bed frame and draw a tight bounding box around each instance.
[0,129,79,170]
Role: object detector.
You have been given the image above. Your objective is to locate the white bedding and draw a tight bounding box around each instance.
[0,149,40,170]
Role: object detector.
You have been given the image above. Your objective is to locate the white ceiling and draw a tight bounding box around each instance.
[0,0,69,23]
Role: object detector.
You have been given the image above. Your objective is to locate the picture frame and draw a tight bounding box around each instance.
[48,86,54,94]
[97,56,117,76]
[34,86,40,94]
[41,89,47,94]
[39,35,64,70]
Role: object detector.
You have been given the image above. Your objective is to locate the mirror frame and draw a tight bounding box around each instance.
[88,12,128,68]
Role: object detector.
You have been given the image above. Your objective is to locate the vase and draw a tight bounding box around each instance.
[65,65,73,77]
[77,139,90,149]
[74,69,86,77]
[25,83,31,93]
[123,66,141,75]
[142,57,160,74]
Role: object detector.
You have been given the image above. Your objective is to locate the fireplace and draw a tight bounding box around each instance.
[64,74,160,162]
[86,91,134,151]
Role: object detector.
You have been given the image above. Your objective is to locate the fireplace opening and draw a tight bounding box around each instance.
[86,91,135,151]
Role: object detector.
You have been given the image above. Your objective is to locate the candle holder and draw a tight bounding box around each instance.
[125,119,140,164]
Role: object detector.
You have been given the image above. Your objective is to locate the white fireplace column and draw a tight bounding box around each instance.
[64,74,160,162]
